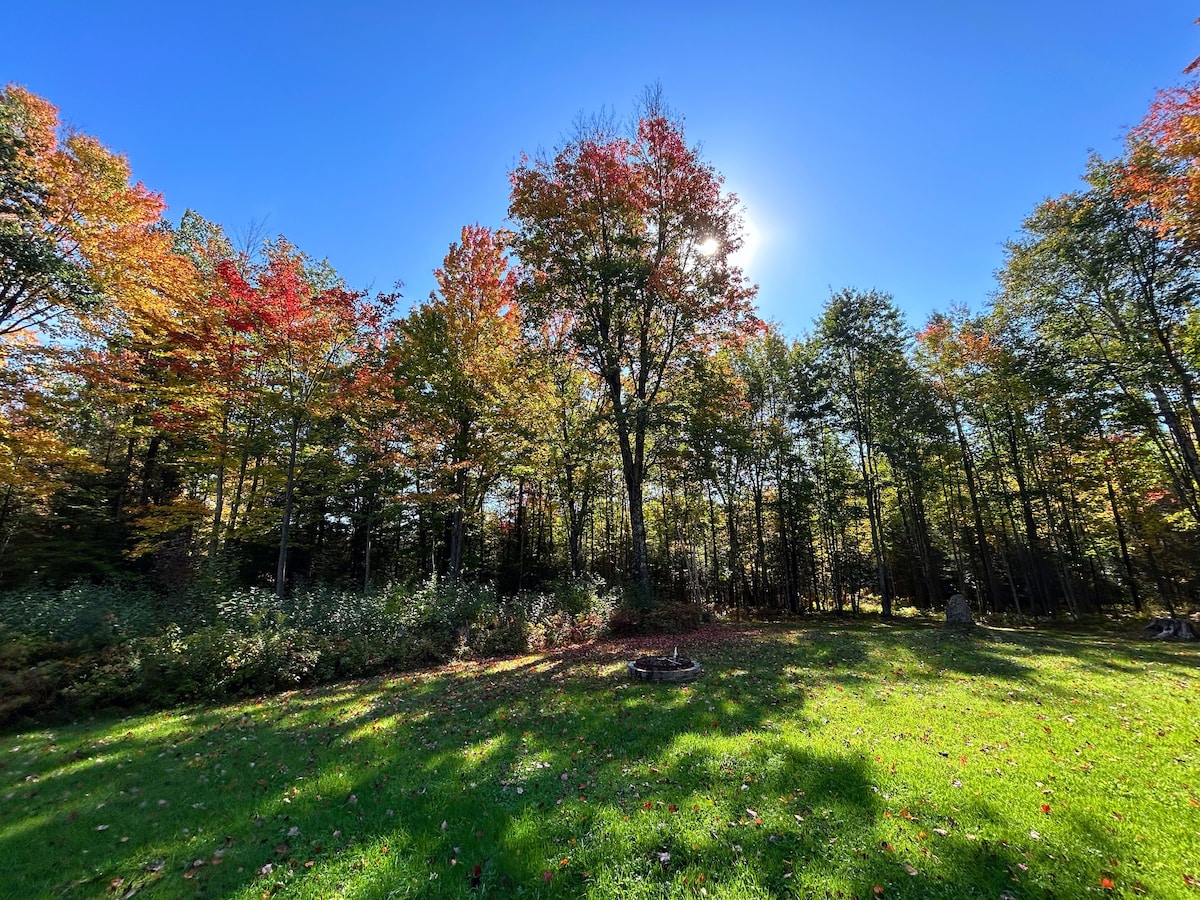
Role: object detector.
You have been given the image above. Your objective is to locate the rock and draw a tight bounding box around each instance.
[1143,617,1197,641]
[945,593,974,627]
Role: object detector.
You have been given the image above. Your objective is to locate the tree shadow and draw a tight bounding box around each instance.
[1,619,1196,897]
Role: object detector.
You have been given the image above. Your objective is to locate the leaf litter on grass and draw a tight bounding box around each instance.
[1,621,1197,898]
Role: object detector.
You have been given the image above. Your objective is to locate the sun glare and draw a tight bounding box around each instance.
[732,214,759,269]
[698,236,720,256]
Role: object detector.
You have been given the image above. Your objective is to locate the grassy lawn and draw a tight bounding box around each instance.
[1,621,1197,899]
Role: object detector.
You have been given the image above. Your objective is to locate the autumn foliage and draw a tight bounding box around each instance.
[1119,79,1200,243]
[0,81,1197,637]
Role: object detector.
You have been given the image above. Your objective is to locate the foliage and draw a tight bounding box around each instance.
[0,577,634,721]
[0,581,159,644]
[509,94,759,598]
[2,80,1200,682]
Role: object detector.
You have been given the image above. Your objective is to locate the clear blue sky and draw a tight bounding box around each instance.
[5,2,1197,336]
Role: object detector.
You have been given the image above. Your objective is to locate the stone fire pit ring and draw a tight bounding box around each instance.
[627,654,702,683]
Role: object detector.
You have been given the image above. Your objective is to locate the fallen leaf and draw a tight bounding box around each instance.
[1100,876,1115,889]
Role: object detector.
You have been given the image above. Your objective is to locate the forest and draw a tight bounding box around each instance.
[2,77,1199,714]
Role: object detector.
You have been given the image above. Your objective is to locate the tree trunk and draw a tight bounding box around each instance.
[952,403,1001,613]
[614,408,652,603]
[275,419,300,597]
[1104,463,1141,612]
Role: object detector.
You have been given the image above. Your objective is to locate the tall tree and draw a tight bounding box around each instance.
[216,240,384,595]
[1004,158,1200,527]
[815,289,913,617]
[509,97,758,601]
[0,84,185,340]
[1119,76,1200,246]
[391,225,524,580]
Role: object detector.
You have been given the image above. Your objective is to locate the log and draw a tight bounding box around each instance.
[1143,617,1197,641]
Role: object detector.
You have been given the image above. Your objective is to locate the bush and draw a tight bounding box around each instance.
[0,582,159,646]
[528,610,607,650]
[607,608,643,635]
[466,615,528,657]
[132,623,327,705]
[0,663,60,727]
[628,607,700,633]
[0,575,637,720]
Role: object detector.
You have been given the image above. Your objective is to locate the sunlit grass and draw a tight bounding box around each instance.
[0,621,1197,898]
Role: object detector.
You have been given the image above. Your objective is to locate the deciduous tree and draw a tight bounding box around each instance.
[509,97,758,600]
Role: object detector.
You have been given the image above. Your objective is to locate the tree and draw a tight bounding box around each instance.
[509,97,758,601]
[915,309,1008,613]
[391,225,524,580]
[814,289,913,618]
[215,240,384,596]
[0,84,181,340]
[1004,158,1200,527]
[1119,77,1200,246]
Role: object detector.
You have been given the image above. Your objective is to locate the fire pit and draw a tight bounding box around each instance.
[627,651,702,683]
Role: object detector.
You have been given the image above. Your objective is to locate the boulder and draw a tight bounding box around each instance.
[945,593,974,627]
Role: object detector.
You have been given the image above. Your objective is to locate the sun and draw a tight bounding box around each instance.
[698,236,721,256]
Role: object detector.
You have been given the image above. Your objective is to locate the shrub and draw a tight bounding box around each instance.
[466,615,528,658]
[0,663,60,727]
[0,582,159,646]
[132,623,329,705]
[0,575,636,720]
[607,608,643,635]
[631,600,704,634]
[528,610,607,650]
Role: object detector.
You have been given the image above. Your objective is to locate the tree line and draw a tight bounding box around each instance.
[2,81,1198,621]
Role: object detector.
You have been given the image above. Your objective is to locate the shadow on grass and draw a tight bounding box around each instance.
[0,619,1195,898]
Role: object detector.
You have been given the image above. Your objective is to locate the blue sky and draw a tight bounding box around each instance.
[5,2,1197,335]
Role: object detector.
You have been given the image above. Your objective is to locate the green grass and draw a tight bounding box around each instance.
[1,621,1197,899]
